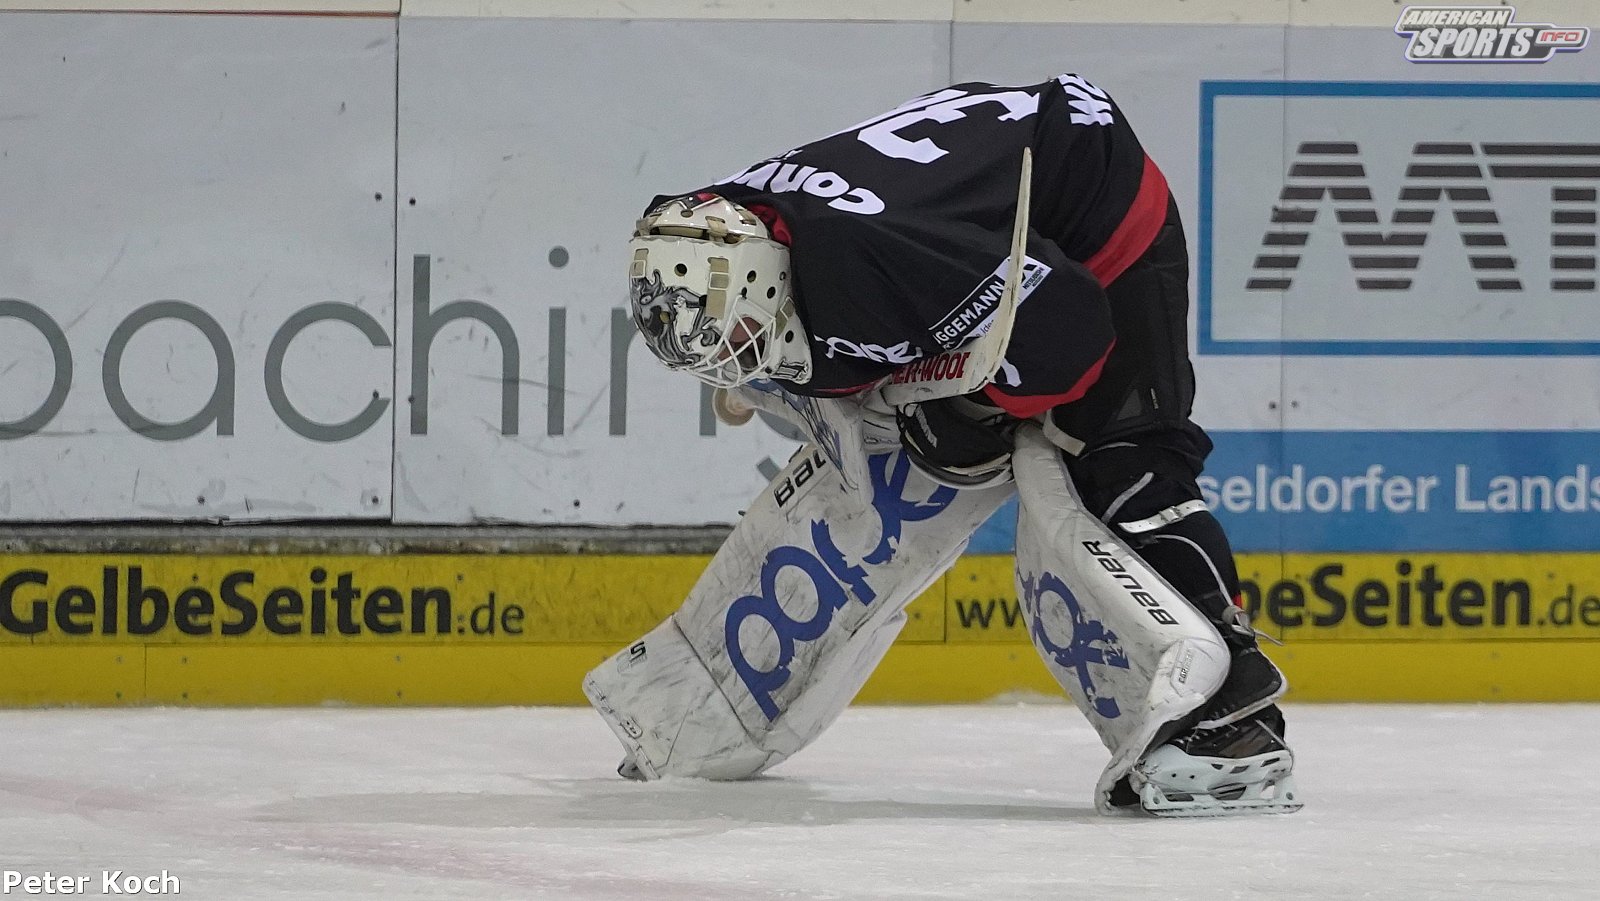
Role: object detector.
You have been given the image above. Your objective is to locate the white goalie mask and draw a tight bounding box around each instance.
[628,195,812,387]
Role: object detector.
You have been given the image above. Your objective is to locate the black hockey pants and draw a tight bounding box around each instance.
[1050,198,1244,621]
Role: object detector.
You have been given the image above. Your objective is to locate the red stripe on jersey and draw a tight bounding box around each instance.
[812,382,876,396]
[1084,155,1169,287]
[743,203,793,246]
[982,338,1115,420]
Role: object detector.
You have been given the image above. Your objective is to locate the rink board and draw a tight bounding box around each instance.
[6,10,1598,527]
[2,552,1597,705]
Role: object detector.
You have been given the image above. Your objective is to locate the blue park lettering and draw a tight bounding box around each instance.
[726,452,957,719]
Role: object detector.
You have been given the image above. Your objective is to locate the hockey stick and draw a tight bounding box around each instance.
[879,146,1033,405]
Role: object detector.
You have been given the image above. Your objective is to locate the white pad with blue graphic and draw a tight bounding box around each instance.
[584,388,1012,780]
[1011,425,1231,814]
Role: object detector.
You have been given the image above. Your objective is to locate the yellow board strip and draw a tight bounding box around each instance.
[0,555,703,644]
[1236,553,1600,642]
[4,552,1600,705]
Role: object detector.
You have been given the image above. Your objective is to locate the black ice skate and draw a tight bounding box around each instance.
[1193,598,1286,730]
[1131,706,1302,817]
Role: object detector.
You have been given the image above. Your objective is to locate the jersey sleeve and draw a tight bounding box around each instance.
[977,233,1115,420]
[779,211,1031,393]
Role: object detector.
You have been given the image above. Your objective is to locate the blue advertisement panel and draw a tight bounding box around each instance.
[968,430,1600,553]
[1203,430,1600,551]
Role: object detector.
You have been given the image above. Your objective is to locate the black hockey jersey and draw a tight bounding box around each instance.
[647,74,1171,419]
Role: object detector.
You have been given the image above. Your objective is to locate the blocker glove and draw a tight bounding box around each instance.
[895,392,1018,489]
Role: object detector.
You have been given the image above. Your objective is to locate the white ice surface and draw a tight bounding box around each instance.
[2,704,1595,900]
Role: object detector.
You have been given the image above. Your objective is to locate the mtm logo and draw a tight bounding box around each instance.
[1202,81,1599,353]
[1248,141,1598,294]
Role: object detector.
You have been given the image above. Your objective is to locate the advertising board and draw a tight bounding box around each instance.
[0,13,397,520]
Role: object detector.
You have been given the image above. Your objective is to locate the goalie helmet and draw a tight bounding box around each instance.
[627,195,812,387]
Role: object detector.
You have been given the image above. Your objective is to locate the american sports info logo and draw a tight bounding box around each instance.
[1199,81,1600,356]
[1395,6,1589,62]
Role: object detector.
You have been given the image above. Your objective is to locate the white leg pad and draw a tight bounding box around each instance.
[1010,425,1231,814]
[585,395,1013,780]
[583,617,776,780]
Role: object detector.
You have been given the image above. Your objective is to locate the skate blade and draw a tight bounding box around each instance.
[1139,773,1304,818]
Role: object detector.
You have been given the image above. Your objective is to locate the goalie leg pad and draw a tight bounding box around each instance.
[1010,425,1231,814]
[583,604,919,780]
[1068,440,1288,728]
[583,617,776,781]
[586,412,1014,779]
[693,448,1010,754]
